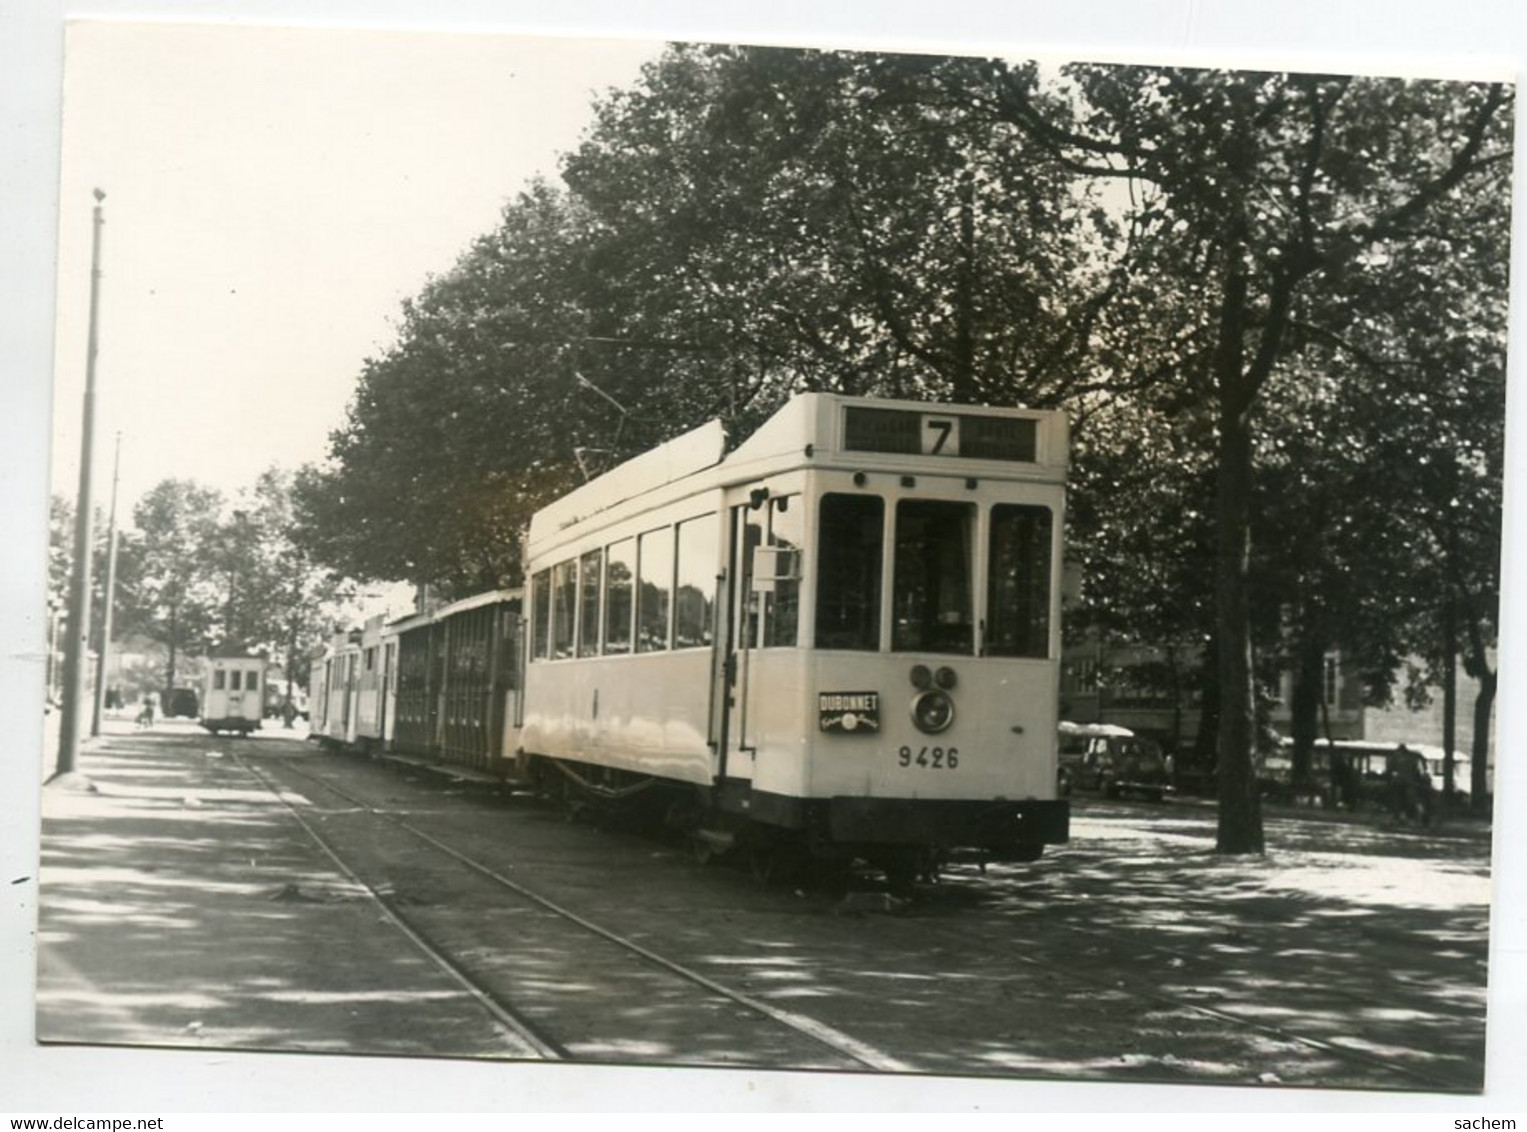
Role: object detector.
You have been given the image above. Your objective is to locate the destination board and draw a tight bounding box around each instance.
[842,406,1036,462]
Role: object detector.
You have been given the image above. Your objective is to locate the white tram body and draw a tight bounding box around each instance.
[201,652,267,735]
[310,629,361,747]
[351,615,391,748]
[519,392,1070,862]
[310,616,392,751]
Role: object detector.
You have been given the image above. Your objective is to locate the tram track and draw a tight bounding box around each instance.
[234,748,912,1073]
[234,753,568,1060]
[221,742,1483,1088]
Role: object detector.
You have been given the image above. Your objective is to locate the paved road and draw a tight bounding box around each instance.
[34,719,1494,1093]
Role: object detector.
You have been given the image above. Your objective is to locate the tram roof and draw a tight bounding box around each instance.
[387,587,523,634]
[526,392,1067,559]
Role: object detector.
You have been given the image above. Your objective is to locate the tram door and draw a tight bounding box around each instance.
[715,490,801,783]
[714,497,762,784]
[379,640,395,746]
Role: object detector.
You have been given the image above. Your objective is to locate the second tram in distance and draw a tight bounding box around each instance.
[313,392,1071,883]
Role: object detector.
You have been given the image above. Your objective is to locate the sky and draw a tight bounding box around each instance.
[49,22,661,518]
[6,0,1527,1117]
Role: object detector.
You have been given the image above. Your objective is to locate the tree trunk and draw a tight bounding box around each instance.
[1166,644,1184,761]
[1289,632,1324,789]
[166,598,180,701]
[1470,666,1495,813]
[1215,406,1265,853]
[285,618,298,715]
[1192,638,1220,777]
[1443,600,1458,811]
[1212,225,1265,855]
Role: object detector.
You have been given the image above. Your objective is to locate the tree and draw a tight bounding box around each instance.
[116,479,226,697]
[294,181,593,595]
[305,45,1118,591]
[563,46,1117,411]
[47,495,74,612]
[300,50,1512,852]
[1297,162,1512,809]
[992,67,1512,850]
[236,468,355,694]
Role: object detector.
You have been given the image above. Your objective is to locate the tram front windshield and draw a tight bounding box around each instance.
[893,500,975,654]
[815,493,1052,657]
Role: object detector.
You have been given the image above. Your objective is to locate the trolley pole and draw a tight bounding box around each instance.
[55,189,107,780]
[91,432,123,737]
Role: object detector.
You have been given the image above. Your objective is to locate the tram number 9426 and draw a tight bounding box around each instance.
[898,745,959,769]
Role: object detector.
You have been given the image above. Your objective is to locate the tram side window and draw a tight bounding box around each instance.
[551,559,578,659]
[816,494,884,651]
[637,527,673,652]
[604,539,635,655]
[893,499,975,655]
[531,570,551,659]
[732,507,763,649]
[579,549,603,657]
[764,496,801,648]
[987,504,1052,659]
[213,670,226,691]
[674,514,717,649]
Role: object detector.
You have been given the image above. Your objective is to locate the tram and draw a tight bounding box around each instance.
[309,615,390,752]
[200,648,266,735]
[309,627,358,747]
[316,392,1072,882]
[389,590,521,772]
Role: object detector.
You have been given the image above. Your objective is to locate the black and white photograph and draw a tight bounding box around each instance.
[4,0,1525,1116]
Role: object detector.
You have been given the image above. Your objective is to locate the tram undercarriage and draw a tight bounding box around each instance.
[520,752,1064,895]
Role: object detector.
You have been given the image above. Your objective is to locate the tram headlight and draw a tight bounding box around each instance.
[911,689,955,734]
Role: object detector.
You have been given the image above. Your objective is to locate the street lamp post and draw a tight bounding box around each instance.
[55,189,107,780]
[91,432,122,737]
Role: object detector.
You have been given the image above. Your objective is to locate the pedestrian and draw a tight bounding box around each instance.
[1329,751,1352,811]
[1408,750,1437,828]
[1385,747,1413,823]
[1386,745,1432,825]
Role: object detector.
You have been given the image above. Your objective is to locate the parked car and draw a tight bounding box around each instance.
[1264,738,1475,809]
[1058,721,1173,801]
[164,687,199,719]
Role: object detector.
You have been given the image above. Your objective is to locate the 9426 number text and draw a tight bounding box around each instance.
[898,745,959,769]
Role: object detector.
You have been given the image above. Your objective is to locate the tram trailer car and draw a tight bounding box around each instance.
[349,615,391,752]
[310,592,522,770]
[309,629,360,749]
[201,651,267,735]
[515,392,1071,881]
[389,591,522,773]
[311,615,393,753]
